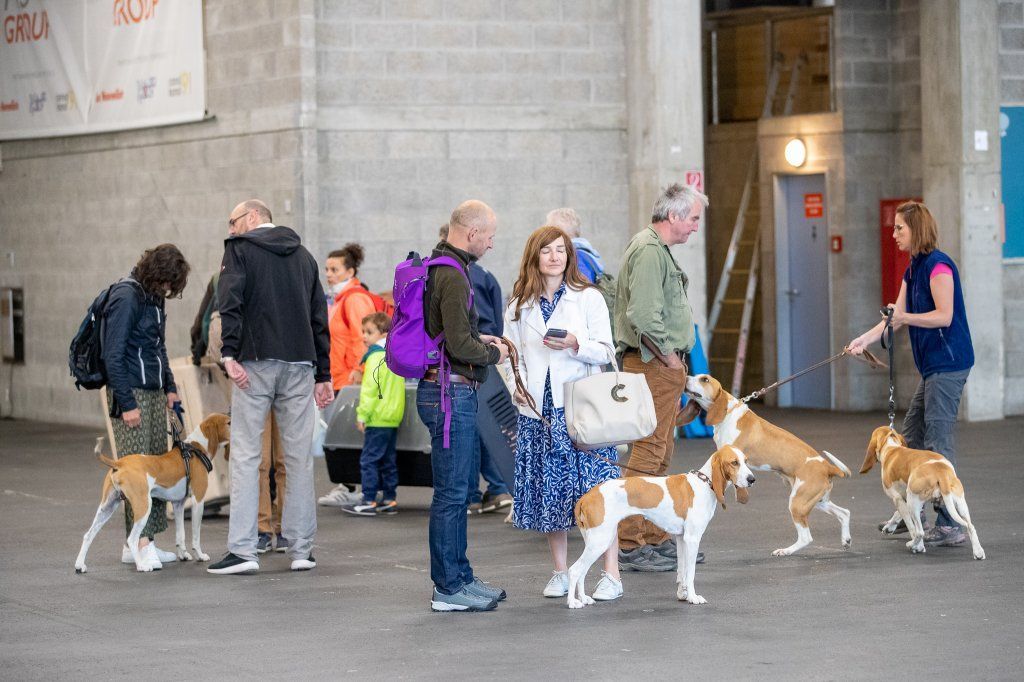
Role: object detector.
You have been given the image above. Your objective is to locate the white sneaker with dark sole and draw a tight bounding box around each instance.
[542,570,569,597]
[430,587,497,612]
[291,555,316,571]
[207,552,259,575]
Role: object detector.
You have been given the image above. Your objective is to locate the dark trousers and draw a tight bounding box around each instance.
[417,380,478,595]
[902,368,970,528]
[360,426,398,502]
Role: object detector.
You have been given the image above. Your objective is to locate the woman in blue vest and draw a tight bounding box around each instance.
[847,201,974,548]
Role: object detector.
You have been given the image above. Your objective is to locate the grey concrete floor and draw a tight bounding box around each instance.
[2,409,1023,680]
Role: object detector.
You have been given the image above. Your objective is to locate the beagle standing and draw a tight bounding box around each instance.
[567,445,755,608]
[75,413,231,573]
[684,374,852,556]
[862,426,985,560]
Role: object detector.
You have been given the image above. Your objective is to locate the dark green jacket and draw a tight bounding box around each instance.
[424,241,501,382]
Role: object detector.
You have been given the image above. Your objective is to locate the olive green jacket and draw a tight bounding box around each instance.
[614,227,695,362]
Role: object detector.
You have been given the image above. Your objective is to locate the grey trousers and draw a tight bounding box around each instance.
[228,360,316,562]
[902,368,970,527]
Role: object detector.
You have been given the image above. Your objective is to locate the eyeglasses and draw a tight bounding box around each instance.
[228,211,250,229]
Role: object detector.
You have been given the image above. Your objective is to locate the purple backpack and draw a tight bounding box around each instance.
[385,252,473,447]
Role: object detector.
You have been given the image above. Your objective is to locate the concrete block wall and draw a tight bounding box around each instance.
[0,0,316,426]
[312,0,630,293]
[1000,0,1024,415]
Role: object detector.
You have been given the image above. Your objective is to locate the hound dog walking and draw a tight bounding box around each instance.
[75,413,230,573]
[567,445,755,608]
[684,374,852,556]
[862,426,985,559]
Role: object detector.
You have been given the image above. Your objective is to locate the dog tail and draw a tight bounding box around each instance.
[94,437,118,469]
[821,450,851,478]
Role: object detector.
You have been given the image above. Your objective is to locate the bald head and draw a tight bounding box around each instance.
[448,200,497,259]
[228,199,272,235]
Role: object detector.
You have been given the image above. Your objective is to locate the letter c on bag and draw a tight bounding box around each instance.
[611,384,628,403]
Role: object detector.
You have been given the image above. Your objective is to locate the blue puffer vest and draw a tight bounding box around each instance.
[903,249,974,377]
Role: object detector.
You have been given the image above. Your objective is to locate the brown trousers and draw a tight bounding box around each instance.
[617,352,688,550]
[258,413,286,535]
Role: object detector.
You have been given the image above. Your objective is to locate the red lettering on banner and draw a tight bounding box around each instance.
[94,89,125,102]
[3,10,49,44]
[0,100,19,112]
[113,0,159,26]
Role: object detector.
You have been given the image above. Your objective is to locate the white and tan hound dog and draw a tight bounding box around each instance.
[75,413,230,573]
[862,426,985,560]
[684,374,852,556]
[567,445,755,608]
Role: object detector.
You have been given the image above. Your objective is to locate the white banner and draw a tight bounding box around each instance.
[0,0,205,140]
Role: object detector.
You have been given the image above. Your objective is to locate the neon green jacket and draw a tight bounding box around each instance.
[356,342,405,428]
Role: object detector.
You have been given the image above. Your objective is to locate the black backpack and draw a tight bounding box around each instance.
[68,280,137,390]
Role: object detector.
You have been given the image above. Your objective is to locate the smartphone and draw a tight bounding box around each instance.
[544,328,568,339]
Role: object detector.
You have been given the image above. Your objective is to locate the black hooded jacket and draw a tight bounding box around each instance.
[217,226,331,383]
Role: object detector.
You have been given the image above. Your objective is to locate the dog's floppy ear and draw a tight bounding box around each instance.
[704,387,729,426]
[860,430,880,474]
[711,451,727,509]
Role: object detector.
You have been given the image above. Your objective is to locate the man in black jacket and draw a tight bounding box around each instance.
[419,201,509,612]
[207,199,333,576]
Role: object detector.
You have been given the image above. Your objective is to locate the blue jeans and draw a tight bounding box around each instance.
[417,379,478,594]
[468,436,510,504]
[903,368,970,528]
[360,426,398,502]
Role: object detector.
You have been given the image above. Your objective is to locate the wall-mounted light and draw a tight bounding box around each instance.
[784,138,807,168]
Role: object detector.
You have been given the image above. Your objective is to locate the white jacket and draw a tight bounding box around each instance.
[503,285,615,417]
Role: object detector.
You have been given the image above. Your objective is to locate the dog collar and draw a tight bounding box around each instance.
[691,470,713,488]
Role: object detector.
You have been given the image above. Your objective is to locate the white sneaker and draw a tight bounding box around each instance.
[542,570,569,598]
[592,572,623,601]
[317,485,362,507]
[122,543,175,565]
[290,555,316,571]
[136,543,162,571]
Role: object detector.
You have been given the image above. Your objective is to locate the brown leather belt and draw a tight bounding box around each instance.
[423,369,478,388]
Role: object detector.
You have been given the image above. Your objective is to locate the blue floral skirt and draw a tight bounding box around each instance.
[513,375,620,533]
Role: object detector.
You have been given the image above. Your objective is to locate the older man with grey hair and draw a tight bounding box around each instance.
[545,207,606,285]
[614,183,708,572]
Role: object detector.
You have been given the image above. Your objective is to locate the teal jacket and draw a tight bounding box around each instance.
[356,341,405,428]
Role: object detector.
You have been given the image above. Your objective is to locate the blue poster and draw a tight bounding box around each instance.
[1002,107,1024,259]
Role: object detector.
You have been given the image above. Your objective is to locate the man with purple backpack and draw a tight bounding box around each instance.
[386,200,510,612]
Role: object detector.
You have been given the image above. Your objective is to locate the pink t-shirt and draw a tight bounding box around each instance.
[930,263,953,279]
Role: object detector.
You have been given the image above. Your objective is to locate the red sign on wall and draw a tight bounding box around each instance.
[685,170,704,193]
[879,198,921,305]
[804,193,823,218]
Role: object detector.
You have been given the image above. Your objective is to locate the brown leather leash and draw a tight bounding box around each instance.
[500,336,659,477]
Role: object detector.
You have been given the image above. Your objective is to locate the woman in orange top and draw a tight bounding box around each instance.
[325,243,377,391]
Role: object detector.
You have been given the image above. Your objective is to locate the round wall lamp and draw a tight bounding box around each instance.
[784,138,807,168]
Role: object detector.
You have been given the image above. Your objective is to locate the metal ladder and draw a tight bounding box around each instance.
[707,52,806,395]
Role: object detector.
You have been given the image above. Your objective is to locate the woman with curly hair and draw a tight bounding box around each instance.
[102,243,190,571]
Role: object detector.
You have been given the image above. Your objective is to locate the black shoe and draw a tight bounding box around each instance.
[207,552,259,575]
[619,545,675,572]
[652,541,705,564]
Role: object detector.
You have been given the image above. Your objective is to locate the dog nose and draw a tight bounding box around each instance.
[746,475,756,485]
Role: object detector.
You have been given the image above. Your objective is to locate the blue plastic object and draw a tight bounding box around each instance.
[680,324,713,439]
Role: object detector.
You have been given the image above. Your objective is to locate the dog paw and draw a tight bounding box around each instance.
[974,550,986,561]
[177,549,194,561]
[772,548,792,557]
[75,564,87,574]
[136,564,155,572]
[908,543,925,554]
[195,551,210,562]
[567,598,584,609]
[842,537,852,549]
[581,595,595,606]
[881,524,898,534]
[676,588,687,601]
[685,594,707,605]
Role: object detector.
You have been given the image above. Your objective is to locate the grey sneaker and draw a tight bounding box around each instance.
[924,525,967,546]
[274,536,291,553]
[430,586,498,612]
[652,541,705,564]
[618,545,675,572]
[318,485,362,507]
[480,492,513,513]
[464,577,506,602]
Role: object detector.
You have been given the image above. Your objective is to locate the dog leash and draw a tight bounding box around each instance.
[501,336,659,477]
[733,346,887,406]
[167,404,212,498]
[880,306,897,429]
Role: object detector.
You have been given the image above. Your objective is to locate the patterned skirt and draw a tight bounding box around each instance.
[512,374,620,533]
[107,387,169,538]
